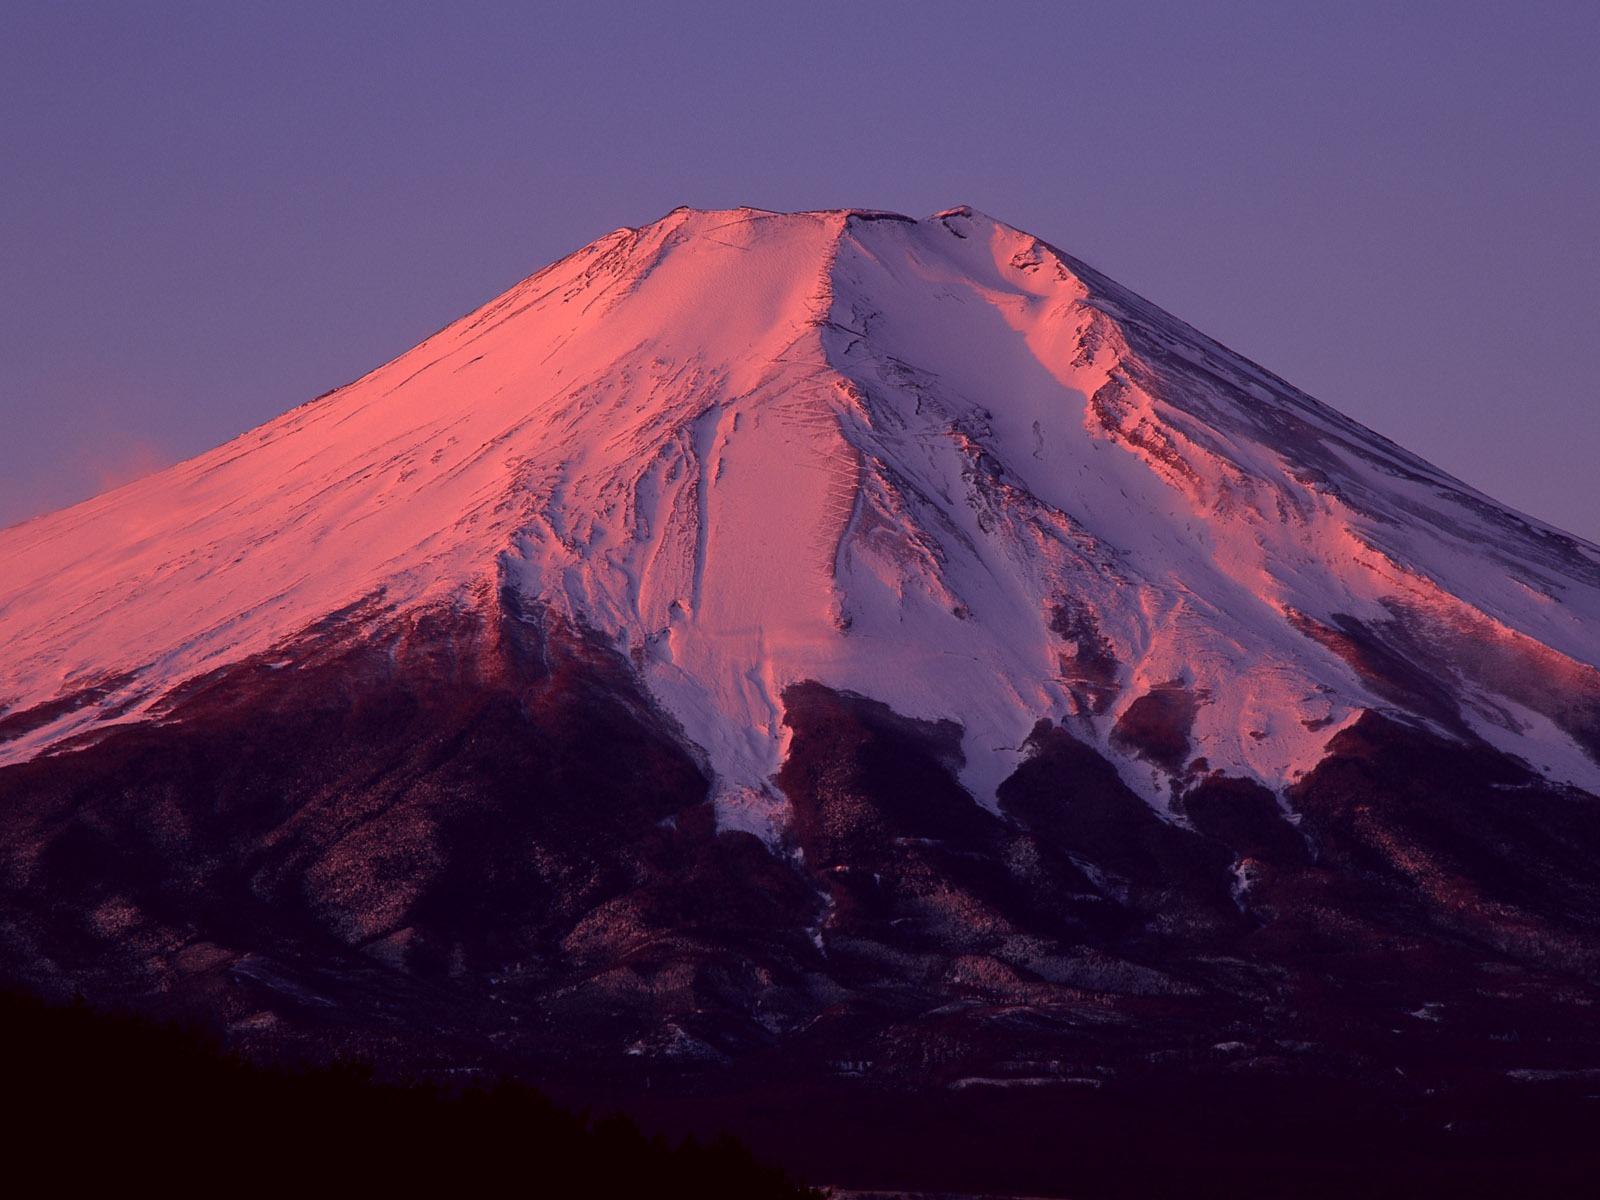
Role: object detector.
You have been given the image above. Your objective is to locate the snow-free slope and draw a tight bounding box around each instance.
[5,205,1600,824]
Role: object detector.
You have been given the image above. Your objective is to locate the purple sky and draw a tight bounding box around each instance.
[5,2,1597,542]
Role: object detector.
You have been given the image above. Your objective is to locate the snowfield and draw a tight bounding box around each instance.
[5,204,1600,827]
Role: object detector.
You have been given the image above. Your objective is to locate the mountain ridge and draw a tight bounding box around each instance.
[5,204,1599,819]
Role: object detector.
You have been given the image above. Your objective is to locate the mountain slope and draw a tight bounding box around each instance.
[5,205,1600,820]
[5,208,1600,1191]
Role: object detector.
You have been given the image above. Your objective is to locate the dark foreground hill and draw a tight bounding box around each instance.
[7,984,1598,1198]
[0,988,821,1199]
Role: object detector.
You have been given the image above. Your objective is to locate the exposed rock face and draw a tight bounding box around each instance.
[6,592,1600,1105]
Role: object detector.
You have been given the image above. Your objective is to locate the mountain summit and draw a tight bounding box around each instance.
[6,206,1599,815]
[5,207,1600,1189]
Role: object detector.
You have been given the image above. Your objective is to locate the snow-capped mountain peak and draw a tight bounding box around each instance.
[5,205,1600,833]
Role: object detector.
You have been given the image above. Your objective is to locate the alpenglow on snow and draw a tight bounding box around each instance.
[4,205,1600,835]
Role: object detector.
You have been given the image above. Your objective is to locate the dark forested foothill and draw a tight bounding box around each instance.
[0,988,822,1198]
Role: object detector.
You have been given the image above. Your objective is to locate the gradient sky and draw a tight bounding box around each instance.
[4,1,1597,542]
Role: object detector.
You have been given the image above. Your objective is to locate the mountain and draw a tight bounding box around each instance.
[5,206,1600,1192]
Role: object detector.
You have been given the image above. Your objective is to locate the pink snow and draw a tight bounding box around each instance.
[5,205,1600,827]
